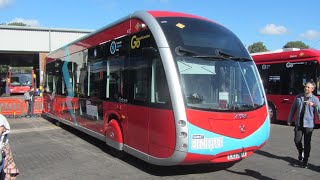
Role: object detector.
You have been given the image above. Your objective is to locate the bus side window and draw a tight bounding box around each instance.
[133,68,148,101]
[108,57,125,101]
[109,72,121,100]
[151,58,170,104]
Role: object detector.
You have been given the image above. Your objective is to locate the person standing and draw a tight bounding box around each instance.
[0,114,19,179]
[287,81,320,168]
[26,87,35,118]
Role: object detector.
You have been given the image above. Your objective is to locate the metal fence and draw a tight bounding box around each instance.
[0,97,43,118]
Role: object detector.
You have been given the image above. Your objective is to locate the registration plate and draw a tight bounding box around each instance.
[227,152,247,160]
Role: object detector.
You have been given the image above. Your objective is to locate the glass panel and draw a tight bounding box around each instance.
[151,58,170,104]
[89,61,107,98]
[258,61,317,95]
[177,57,264,111]
[157,17,250,59]
[10,74,32,86]
[45,72,53,93]
[317,64,320,95]
[108,58,125,101]
[289,61,316,95]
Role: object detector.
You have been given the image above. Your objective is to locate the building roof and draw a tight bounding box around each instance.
[0,25,93,53]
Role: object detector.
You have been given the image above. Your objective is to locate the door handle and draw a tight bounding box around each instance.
[282,98,289,103]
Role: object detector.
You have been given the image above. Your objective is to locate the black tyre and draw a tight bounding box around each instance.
[268,103,276,123]
[55,120,61,126]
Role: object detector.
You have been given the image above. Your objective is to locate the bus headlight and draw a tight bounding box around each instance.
[179,143,188,150]
[179,132,187,138]
[178,120,186,127]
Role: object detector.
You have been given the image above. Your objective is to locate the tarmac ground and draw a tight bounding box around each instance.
[6,116,320,180]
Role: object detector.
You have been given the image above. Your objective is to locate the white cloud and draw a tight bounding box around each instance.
[260,24,288,35]
[0,0,12,8]
[9,18,40,26]
[300,30,320,40]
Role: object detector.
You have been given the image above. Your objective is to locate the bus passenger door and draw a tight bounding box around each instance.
[125,66,150,154]
[127,104,149,153]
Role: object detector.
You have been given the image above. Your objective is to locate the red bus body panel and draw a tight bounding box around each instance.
[186,106,267,139]
[43,93,176,158]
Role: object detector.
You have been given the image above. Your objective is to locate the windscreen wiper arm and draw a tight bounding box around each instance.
[217,50,252,62]
[175,46,198,56]
[192,55,228,60]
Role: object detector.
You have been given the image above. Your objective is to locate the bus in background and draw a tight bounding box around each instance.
[7,66,35,95]
[252,48,320,124]
[43,11,269,166]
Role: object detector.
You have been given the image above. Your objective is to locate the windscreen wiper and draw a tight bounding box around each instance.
[229,57,252,62]
[217,50,252,62]
[175,46,198,56]
[192,55,228,60]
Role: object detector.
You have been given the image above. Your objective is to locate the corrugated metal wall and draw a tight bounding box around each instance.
[0,26,92,52]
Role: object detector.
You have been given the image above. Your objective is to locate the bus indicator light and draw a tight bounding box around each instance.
[179,132,187,138]
[178,120,186,127]
[180,143,188,150]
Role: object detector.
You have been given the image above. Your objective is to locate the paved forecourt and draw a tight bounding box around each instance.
[7,116,320,180]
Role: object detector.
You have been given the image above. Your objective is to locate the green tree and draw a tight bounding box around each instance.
[248,42,268,53]
[0,65,9,74]
[283,41,309,49]
[7,22,27,26]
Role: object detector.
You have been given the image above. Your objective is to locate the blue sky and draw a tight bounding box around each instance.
[1,0,320,51]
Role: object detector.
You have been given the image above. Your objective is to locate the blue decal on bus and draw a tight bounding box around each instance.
[188,117,270,155]
[63,48,78,125]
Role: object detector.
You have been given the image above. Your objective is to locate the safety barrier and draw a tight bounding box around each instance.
[0,97,43,118]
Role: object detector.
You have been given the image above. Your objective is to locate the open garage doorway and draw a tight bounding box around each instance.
[0,52,40,96]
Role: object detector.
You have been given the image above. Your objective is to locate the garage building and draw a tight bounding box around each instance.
[0,25,92,87]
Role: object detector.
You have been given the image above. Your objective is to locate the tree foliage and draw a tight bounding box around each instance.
[7,22,27,26]
[0,65,9,74]
[283,41,309,49]
[248,42,268,53]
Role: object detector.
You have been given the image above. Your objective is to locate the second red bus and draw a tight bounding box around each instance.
[252,48,320,124]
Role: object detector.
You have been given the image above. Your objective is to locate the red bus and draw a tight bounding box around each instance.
[43,11,269,165]
[7,66,34,95]
[252,48,320,124]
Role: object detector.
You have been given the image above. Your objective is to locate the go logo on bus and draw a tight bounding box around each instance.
[286,62,294,68]
[131,34,150,49]
[286,62,304,68]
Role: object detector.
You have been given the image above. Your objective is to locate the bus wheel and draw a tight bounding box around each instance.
[55,120,61,126]
[268,103,276,123]
[106,119,125,158]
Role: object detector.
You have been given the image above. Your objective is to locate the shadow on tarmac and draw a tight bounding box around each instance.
[256,150,320,173]
[42,115,240,176]
[226,169,275,180]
